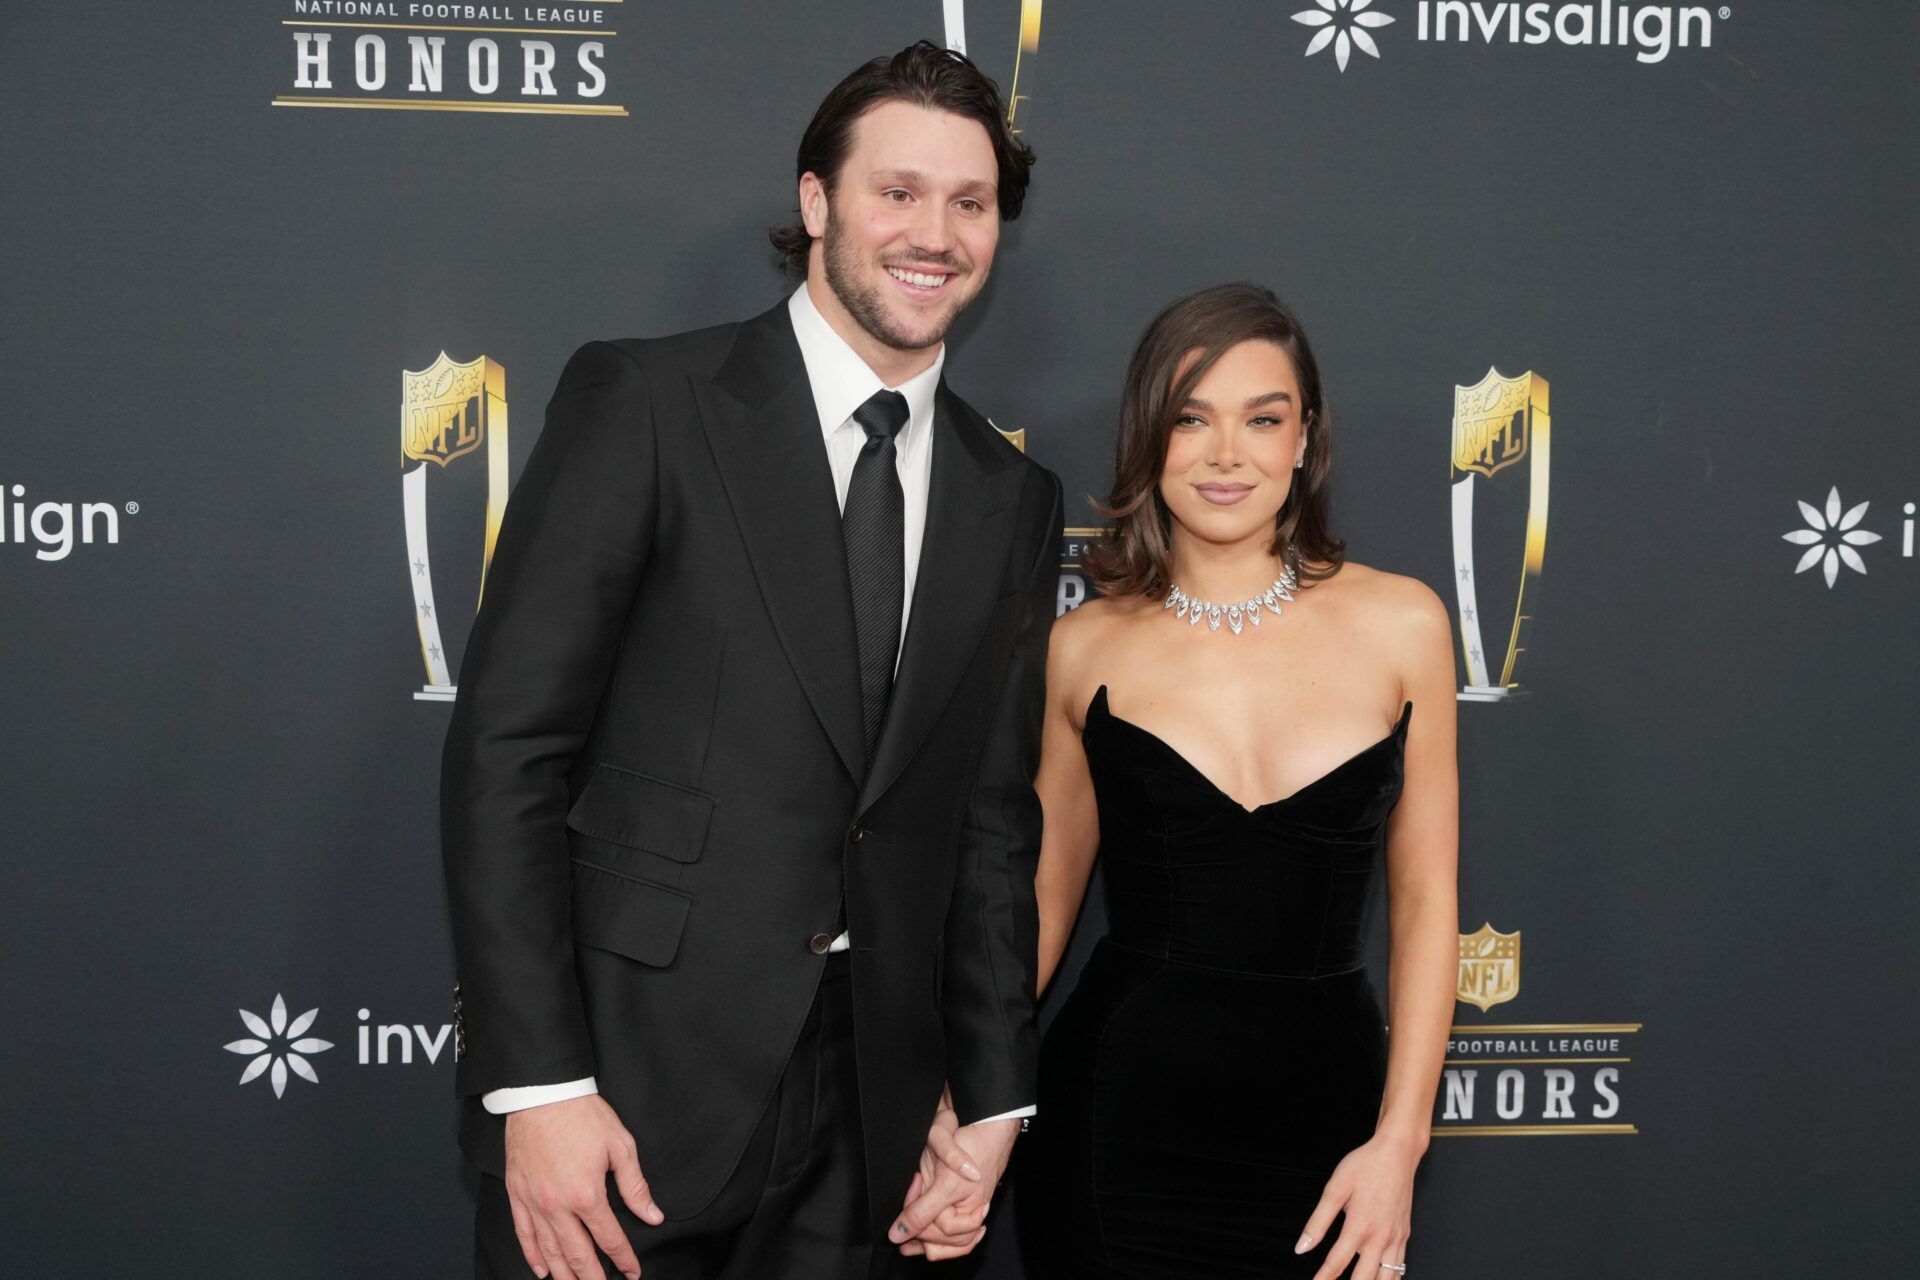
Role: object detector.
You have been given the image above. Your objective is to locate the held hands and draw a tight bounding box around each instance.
[503,1094,665,1280]
[892,1085,1020,1261]
[1294,1131,1424,1280]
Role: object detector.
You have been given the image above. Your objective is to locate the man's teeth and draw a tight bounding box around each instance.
[887,266,948,289]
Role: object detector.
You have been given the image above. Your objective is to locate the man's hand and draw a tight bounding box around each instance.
[891,1088,1019,1261]
[503,1093,665,1280]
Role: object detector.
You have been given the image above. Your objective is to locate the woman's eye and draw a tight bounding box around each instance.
[1249,415,1281,427]
[1173,415,1205,428]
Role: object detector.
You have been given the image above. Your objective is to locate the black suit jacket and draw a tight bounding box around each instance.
[440,300,1063,1233]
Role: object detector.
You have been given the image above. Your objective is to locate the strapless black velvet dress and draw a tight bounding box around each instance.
[1017,686,1412,1279]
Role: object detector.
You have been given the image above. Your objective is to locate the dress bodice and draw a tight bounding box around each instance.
[1083,685,1411,978]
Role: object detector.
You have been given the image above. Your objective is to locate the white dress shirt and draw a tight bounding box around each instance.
[484,285,1032,1126]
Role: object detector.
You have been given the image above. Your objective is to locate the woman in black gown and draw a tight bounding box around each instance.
[1015,284,1459,1279]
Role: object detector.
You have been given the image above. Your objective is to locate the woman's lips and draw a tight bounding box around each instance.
[1194,483,1255,505]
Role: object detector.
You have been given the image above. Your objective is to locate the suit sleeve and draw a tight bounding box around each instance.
[441,339,656,1099]
[943,468,1064,1125]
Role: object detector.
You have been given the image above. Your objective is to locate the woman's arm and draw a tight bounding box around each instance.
[1033,607,1103,998]
[1297,578,1459,1280]
[1373,582,1460,1154]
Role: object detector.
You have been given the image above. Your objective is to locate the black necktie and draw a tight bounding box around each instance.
[842,389,909,762]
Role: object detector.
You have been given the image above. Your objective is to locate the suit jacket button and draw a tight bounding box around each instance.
[809,932,833,955]
[849,825,868,843]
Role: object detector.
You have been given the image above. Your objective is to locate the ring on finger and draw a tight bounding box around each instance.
[1378,1263,1407,1275]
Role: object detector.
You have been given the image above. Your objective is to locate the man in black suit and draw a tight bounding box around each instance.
[442,41,1061,1280]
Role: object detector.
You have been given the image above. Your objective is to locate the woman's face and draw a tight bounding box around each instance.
[1158,338,1308,550]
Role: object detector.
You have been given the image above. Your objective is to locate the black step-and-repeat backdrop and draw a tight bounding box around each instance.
[4,1,1915,1273]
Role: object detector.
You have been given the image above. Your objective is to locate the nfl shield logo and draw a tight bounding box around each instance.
[1456,922,1521,1012]
[1450,368,1540,481]
[403,352,498,467]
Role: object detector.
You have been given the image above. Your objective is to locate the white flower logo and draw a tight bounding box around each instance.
[224,994,333,1098]
[1292,0,1395,72]
[1782,486,1881,588]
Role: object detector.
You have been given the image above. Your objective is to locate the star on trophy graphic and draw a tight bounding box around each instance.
[1449,368,1550,701]
[403,353,509,702]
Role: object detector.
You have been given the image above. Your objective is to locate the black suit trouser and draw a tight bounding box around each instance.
[476,951,896,1279]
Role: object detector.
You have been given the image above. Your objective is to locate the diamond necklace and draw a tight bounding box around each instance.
[1164,560,1299,635]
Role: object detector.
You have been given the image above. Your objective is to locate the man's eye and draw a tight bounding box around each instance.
[884,190,912,203]
[956,199,982,213]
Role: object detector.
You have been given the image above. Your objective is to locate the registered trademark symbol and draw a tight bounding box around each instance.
[1718,6,1730,16]
[125,501,139,514]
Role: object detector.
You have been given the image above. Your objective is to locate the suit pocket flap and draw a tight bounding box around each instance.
[570,861,692,967]
[565,763,714,863]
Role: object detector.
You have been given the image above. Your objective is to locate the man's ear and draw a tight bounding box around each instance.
[799,172,828,238]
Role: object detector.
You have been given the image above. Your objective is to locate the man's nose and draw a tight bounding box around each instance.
[907,200,954,256]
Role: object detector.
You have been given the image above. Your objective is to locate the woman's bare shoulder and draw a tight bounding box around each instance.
[1318,560,1449,636]
[1320,561,1452,667]
[1051,591,1159,640]
[1049,593,1156,709]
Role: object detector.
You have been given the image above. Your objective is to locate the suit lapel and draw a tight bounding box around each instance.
[858,382,1021,811]
[693,304,867,786]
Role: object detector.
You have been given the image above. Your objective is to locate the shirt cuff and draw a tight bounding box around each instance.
[966,1104,1036,1125]
[482,1077,600,1114]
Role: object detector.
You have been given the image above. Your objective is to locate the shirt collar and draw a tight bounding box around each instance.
[787,282,945,445]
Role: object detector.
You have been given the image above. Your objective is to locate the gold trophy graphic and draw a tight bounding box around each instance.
[1449,368,1550,700]
[943,0,1042,133]
[403,353,509,701]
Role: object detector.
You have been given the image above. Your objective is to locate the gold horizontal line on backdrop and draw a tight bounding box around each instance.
[282,20,615,35]
[1450,1023,1643,1034]
[271,96,627,116]
[1061,527,1108,571]
[1433,1125,1639,1137]
[1444,1058,1631,1065]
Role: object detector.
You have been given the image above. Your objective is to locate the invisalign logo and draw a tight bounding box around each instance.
[0,485,136,561]
[1779,486,1920,590]
[1417,2,1719,64]
[1292,0,1397,73]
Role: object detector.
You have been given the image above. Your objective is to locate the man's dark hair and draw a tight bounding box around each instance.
[770,40,1036,276]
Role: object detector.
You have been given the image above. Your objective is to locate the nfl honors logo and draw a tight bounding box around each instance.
[1456,922,1521,1011]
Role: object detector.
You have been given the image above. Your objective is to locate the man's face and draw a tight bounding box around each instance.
[804,99,1002,354]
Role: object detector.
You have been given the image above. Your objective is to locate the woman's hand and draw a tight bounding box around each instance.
[894,1083,993,1261]
[1295,1131,1424,1280]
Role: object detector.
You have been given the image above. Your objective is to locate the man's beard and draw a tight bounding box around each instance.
[821,206,976,353]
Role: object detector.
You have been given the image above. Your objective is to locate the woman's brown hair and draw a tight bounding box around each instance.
[1082,282,1345,599]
